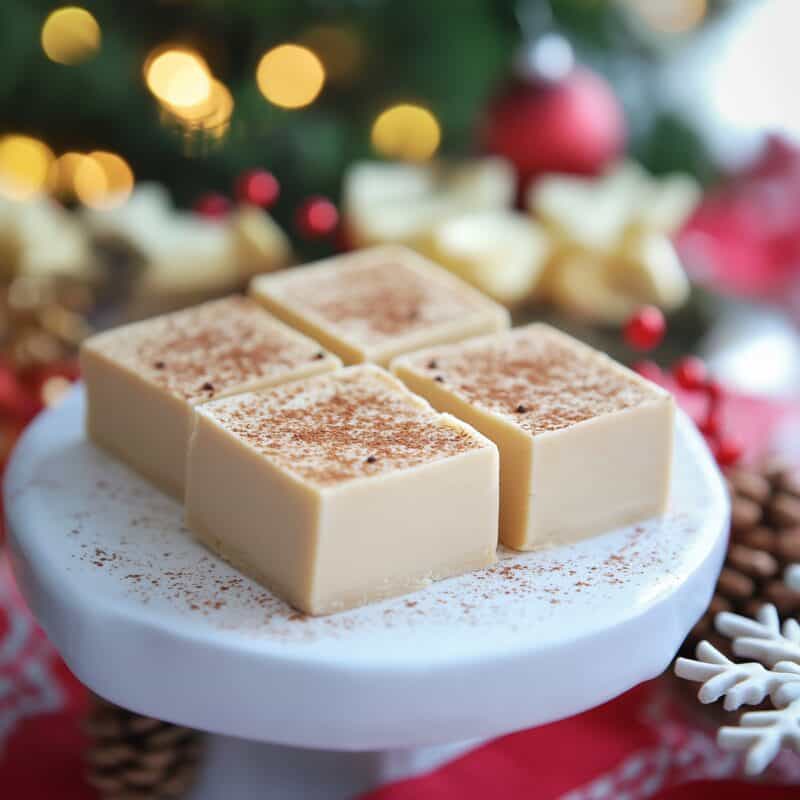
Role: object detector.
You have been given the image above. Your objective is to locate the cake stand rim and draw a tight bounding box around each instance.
[4,387,730,749]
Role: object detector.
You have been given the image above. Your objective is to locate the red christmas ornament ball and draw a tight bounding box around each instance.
[482,67,625,191]
[295,196,339,239]
[673,356,708,391]
[236,169,280,209]
[623,306,666,352]
[193,193,231,220]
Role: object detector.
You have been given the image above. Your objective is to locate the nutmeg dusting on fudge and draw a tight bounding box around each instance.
[83,296,336,404]
[260,257,492,345]
[399,324,666,435]
[201,367,488,487]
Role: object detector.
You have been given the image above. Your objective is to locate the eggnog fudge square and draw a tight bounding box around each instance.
[80,296,341,497]
[393,324,674,550]
[185,365,499,615]
[249,244,510,366]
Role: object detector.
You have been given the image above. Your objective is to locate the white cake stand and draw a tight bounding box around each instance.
[5,388,729,799]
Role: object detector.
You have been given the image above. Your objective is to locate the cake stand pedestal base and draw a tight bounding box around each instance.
[189,736,483,800]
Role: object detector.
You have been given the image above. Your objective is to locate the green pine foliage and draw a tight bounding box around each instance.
[2,0,722,251]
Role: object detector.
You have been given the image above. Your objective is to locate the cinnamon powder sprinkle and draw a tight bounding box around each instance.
[82,296,337,404]
[254,248,498,347]
[200,366,489,487]
[399,323,669,435]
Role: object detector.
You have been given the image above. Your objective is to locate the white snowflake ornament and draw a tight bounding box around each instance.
[675,578,800,776]
[786,565,800,592]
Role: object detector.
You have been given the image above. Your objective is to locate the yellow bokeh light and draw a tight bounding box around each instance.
[630,0,707,34]
[41,6,101,66]
[300,25,362,83]
[256,44,325,109]
[73,155,106,206]
[50,151,84,198]
[145,48,212,108]
[166,78,234,135]
[0,135,55,201]
[371,104,441,162]
[74,151,133,209]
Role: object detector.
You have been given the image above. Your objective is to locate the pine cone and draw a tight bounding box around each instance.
[84,695,204,800]
[682,458,800,656]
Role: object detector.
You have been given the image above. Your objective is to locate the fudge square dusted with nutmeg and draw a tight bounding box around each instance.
[393,324,674,551]
[185,365,499,615]
[248,244,510,367]
[80,296,341,497]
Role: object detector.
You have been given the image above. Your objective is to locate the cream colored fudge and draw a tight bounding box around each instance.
[185,365,499,615]
[392,324,674,550]
[249,245,510,366]
[81,296,341,497]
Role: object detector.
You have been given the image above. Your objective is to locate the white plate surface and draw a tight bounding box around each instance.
[6,387,728,750]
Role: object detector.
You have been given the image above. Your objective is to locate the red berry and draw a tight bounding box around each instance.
[295,196,339,239]
[714,437,743,468]
[623,306,666,352]
[194,192,231,220]
[673,356,707,391]
[235,169,280,209]
[698,412,720,438]
[706,379,723,402]
[632,360,663,382]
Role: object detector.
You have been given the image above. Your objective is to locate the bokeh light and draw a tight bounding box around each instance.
[145,48,212,108]
[300,25,362,84]
[73,155,106,206]
[628,0,707,34]
[74,151,133,209]
[167,78,234,136]
[0,135,55,201]
[256,44,325,109]
[370,104,441,161]
[50,151,84,198]
[41,6,101,66]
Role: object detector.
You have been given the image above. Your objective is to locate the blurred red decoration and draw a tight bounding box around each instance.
[659,359,741,468]
[295,196,339,239]
[481,67,625,194]
[193,192,231,219]
[678,135,800,310]
[632,360,663,382]
[673,356,708,391]
[706,379,723,403]
[0,364,34,420]
[698,412,719,438]
[235,169,280,209]
[623,306,666,352]
[714,437,743,468]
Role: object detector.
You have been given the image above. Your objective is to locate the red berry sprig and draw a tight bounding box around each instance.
[235,169,280,209]
[295,195,339,239]
[194,168,281,219]
[193,192,232,220]
[670,359,741,468]
[624,311,742,469]
[673,356,707,391]
[623,306,666,351]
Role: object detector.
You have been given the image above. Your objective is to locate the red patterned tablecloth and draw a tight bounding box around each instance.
[2,387,800,799]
